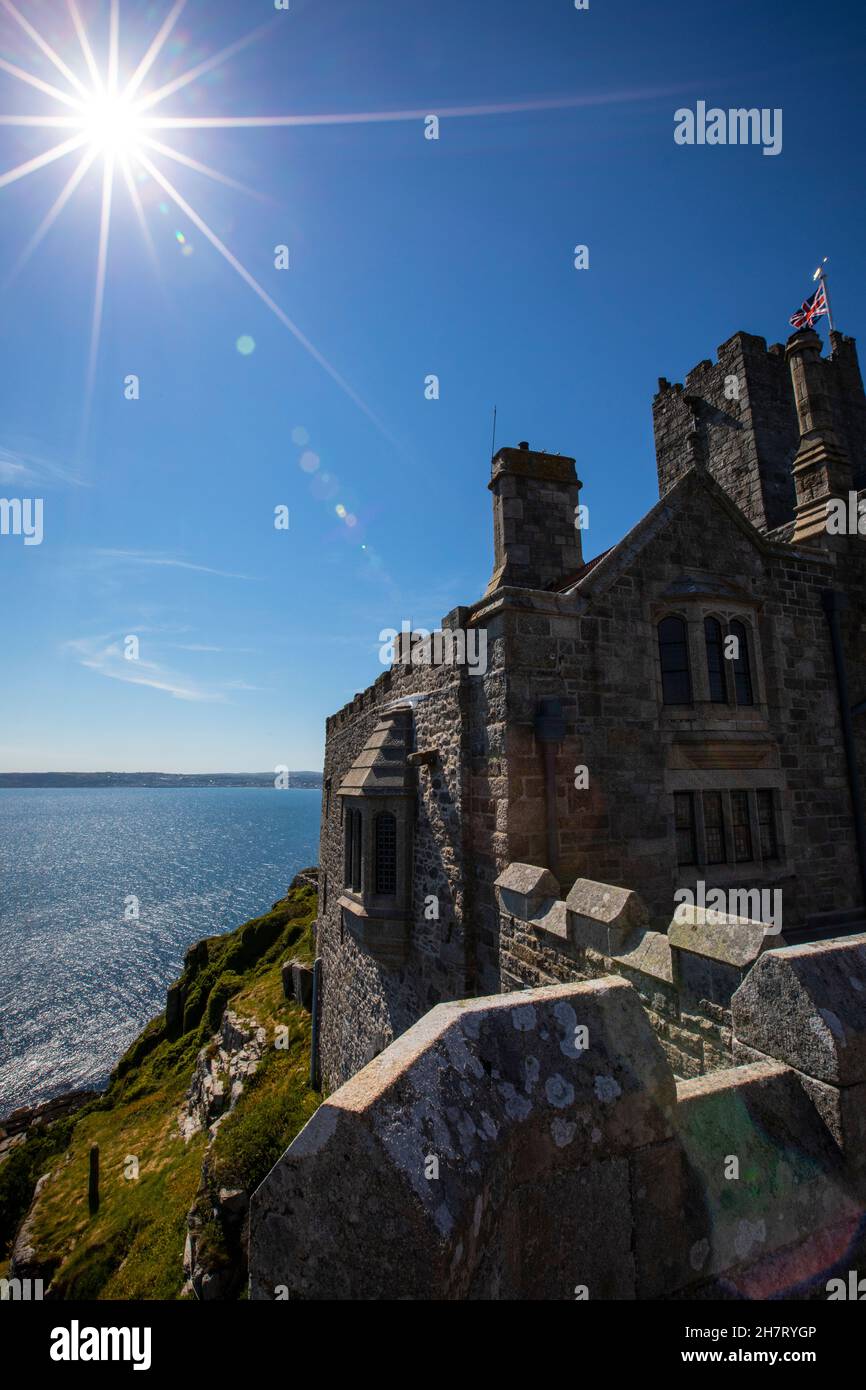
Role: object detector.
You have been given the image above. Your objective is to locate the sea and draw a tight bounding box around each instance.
[0,787,321,1114]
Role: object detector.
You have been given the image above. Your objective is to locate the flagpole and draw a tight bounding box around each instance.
[813,257,835,333]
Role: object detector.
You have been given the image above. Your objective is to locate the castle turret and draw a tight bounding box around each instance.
[484,442,583,595]
[654,327,866,535]
[786,327,854,544]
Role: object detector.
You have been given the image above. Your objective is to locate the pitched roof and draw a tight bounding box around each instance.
[337,707,415,797]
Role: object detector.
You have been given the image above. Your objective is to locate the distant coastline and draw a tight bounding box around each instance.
[0,771,323,789]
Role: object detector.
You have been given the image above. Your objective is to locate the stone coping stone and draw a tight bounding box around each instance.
[249,976,676,1300]
[566,878,648,956]
[614,929,674,984]
[668,905,770,969]
[530,898,569,942]
[731,934,866,1085]
[672,1059,857,1289]
[495,862,561,921]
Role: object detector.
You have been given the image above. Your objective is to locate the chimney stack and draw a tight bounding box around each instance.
[484,443,583,595]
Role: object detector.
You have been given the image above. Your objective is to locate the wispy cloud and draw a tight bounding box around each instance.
[0,441,87,488]
[167,642,259,654]
[63,635,228,703]
[90,549,253,580]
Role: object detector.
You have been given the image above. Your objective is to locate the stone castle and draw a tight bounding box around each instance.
[250,322,866,1300]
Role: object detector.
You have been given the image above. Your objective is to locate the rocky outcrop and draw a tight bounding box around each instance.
[180,1010,267,1300]
[0,1089,97,1165]
[178,1011,266,1142]
[9,1173,57,1286]
[289,867,318,893]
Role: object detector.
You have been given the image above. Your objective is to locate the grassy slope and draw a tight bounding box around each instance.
[0,884,319,1299]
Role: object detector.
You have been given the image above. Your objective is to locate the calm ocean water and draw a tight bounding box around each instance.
[0,787,321,1114]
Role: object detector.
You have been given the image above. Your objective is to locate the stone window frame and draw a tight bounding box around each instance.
[338,793,415,964]
[665,772,791,883]
[653,603,767,717]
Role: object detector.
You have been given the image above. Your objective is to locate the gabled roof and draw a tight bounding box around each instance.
[555,465,783,601]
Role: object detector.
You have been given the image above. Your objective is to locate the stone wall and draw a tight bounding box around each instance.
[316,604,511,1091]
[249,933,866,1300]
[468,466,866,933]
[494,862,771,1078]
[653,329,866,530]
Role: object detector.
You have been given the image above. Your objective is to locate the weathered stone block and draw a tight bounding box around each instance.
[291,961,314,1011]
[668,905,770,970]
[494,862,560,922]
[566,878,649,957]
[280,960,295,1000]
[731,934,866,1085]
[673,1060,858,1292]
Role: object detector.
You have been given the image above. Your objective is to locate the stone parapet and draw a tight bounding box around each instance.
[250,968,866,1300]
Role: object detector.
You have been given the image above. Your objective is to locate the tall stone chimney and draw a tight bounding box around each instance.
[484,442,583,595]
[785,327,854,544]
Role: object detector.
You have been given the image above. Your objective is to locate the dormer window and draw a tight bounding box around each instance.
[658,616,692,704]
[336,707,416,964]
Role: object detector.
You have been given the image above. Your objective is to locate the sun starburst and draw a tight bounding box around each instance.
[1,0,673,450]
[0,0,395,446]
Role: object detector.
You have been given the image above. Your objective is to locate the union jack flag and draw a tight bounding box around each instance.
[789,282,828,329]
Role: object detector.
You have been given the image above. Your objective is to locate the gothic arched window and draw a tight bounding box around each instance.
[374,812,397,896]
[658,616,692,705]
[704,617,728,703]
[730,619,754,706]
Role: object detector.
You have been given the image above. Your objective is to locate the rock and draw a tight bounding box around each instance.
[165,982,185,1040]
[669,905,770,970]
[218,1187,249,1218]
[10,1172,56,1285]
[1,1088,98,1138]
[280,960,295,1000]
[292,962,314,1011]
[178,1011,267,1140]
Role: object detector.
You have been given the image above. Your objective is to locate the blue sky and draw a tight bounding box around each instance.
[0,0,863,772]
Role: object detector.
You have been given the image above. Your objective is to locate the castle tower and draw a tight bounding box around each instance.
[785,327,854,544]
[484,442,583,595]
[654,328,866,534]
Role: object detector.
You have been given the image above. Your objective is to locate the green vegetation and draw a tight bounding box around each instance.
[0,883,319,1299]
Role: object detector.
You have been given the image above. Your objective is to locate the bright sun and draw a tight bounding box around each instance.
[0,0,431,446]
[78,91,143,156]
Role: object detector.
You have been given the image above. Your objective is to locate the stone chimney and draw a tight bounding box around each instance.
[786,327,854,543]
[484,442,583,595]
